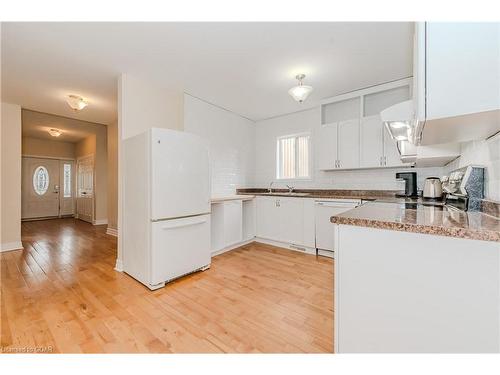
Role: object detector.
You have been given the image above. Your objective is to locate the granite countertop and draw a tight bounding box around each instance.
[331,201,500,242]
[237,188,398,200]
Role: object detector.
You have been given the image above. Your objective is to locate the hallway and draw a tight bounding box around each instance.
[1,219,334,353]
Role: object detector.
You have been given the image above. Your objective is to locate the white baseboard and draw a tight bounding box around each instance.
[1,241,24,253]
[106,227,118,237]
[254,237,317,255]
[114,258,123,272]
[211,238,254,257]
[93,219,108,226]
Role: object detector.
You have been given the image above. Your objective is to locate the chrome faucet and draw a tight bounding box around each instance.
[286,184,295,193]
[268,181,274,193]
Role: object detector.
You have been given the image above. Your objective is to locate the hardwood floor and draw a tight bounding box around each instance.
[1,218,334,353]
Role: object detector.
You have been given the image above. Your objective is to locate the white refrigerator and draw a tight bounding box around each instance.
[122,128,211,290]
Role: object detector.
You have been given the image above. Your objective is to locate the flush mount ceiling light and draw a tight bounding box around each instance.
[288,74,313,103]
[48,128,62,137]
[66,95,88,111]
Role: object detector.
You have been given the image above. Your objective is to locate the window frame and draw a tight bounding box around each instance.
[275,132,312,181]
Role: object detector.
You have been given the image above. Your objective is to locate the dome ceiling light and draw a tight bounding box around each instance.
[288,74,313,103]
[48,128,62,137]
[66,94,89,111]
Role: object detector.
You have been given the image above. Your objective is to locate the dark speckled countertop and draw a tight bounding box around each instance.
[331,201,500,242]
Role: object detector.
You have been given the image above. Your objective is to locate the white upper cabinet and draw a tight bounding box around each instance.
[317,122,339,170]
[425,22,500,120]
[337,119,360,169]
[415,22,500,145]
[360,116,383,168]
[320,78,412,170]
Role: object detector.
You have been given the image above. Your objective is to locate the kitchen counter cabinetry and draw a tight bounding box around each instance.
[255,196,315,253]
[334,223,500,353]
[210,196,255,255]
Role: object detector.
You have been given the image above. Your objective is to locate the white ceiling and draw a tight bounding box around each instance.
[22,109,101,143]
[2,22,413,124]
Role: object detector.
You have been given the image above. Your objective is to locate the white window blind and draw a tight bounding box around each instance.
[276,134,310,179]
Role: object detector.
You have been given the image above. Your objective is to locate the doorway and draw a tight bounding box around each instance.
[21,156,75,220]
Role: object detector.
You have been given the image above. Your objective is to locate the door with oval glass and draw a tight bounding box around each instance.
[22,157,61,219]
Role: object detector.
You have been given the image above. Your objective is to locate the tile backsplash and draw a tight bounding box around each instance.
[445,133,500,202]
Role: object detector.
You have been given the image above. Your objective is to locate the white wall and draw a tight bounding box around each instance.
[254,108,444,191]
[184,94,255,197]
[119,74,183,140]
[1,102,23,251]
[445,132,500,202]
[116,74,185,270]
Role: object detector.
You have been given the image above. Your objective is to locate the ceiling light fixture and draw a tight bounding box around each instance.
[66,94,88,111]
[48,128,62,137]
[288,74,313,103]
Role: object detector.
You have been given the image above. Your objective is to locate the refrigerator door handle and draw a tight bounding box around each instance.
[161,217,208,230]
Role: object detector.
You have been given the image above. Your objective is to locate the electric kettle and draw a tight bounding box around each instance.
[423,177,443,199]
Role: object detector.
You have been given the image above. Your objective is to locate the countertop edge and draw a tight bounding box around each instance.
[331,215,500,243]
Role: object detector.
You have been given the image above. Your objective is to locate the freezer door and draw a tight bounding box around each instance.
[151,214,211,285]
[150,128,210,220]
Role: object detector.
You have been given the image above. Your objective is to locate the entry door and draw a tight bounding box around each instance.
[22,157,61,219]
[76,155,94,223]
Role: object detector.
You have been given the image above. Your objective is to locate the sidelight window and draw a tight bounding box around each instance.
[63,163,71,198]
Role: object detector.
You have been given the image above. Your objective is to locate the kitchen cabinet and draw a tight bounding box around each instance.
[360,115,408,168]
[256,196,279,240]
[424,22,500,120]
[255,196,315,249]
[319,78,412,170]
[414,22,500,145]
[360,116,383,168]
[317,119,360,170]
[211,197,254,254]
[223,200,243,247]
[317,123,338,170]
[337,119,360,169]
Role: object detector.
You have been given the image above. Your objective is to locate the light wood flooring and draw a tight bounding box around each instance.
[1,218,333,353]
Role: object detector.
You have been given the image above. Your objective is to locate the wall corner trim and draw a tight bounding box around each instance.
[114,258,123,272]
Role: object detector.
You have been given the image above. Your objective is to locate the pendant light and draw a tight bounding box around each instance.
[288,74,313,103]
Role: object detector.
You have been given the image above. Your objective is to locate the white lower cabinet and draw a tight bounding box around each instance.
[223,200,243,247]
[255,196,315,250]
[211,199,248,254]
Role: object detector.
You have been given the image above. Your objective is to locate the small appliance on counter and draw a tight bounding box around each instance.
[395,172,418,198]
[423,177,443,199]
[442,165,485,211]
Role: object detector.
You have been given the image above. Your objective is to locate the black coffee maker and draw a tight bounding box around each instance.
[395,172,418,198]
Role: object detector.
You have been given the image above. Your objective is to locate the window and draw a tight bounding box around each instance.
[33,166,49,195]
[63,163,72,198]
[276,133,311,179]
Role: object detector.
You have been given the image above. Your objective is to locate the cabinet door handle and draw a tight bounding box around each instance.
[384,156,387,166]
